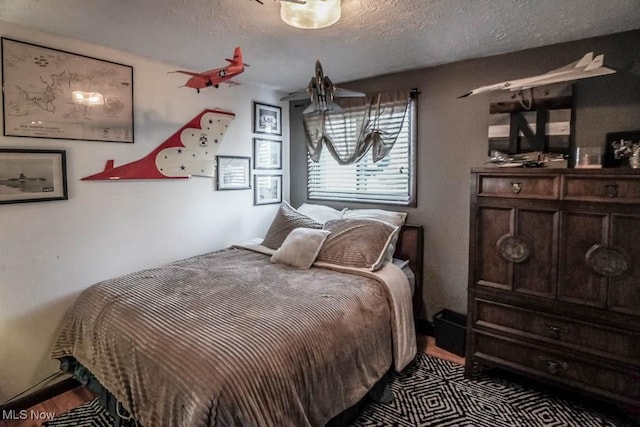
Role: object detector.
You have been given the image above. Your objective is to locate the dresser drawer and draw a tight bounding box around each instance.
[473,331,640,402]
[562,176,640,203]
[477,174,559,199]
[473,299,640,366]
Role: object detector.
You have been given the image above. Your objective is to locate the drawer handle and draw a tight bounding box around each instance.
[604,183,618,198]
[585,244,630,278]
[511,182,522,194]
[539,357,569,375]
[497,234,531,263]
[543,324,568,340]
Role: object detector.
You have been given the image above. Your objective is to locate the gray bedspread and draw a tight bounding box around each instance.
[51,247,408,427]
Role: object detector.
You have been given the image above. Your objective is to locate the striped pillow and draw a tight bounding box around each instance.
[316,219,399,271]
[262,202,322,249]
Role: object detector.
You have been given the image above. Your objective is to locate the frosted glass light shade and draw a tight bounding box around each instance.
[280,0,341,30]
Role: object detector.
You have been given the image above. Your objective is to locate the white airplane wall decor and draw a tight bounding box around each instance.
[458,52,616,98]
[281,60,365,114]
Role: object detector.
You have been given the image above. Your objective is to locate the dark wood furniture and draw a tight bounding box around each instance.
[466,168,640,416]
[395,224,424,321]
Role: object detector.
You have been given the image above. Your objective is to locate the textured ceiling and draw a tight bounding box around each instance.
[0,0,639,92]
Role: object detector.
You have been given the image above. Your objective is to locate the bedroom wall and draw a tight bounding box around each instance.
[289,29,640,322]
[0,20,288,402]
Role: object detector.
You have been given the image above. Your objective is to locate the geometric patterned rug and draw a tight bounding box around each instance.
[45,353,635,427]
[352,353,635,427]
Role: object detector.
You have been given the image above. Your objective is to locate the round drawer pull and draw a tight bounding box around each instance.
[497,234,531,263]
[585,244,630,278]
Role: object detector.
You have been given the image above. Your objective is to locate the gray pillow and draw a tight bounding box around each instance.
[341,208,407,262]
[270,228,331,269]
[316,218,399,271]
[262,201,322,249]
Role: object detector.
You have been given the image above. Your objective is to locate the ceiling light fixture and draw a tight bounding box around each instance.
[280,0,341,30]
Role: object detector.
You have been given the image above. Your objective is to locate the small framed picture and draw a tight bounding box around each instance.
[216,156,251,190]
[253,102,282,136]
[253,138,282,170]
[254,174,282,205]
[0,149,68,205]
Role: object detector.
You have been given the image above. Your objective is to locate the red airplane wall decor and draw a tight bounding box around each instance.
[82,109,235,180]
[170,47,248,93]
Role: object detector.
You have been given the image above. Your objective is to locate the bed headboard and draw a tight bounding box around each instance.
[394,224,424,320]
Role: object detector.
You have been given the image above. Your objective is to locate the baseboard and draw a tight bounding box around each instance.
[0,376,79,413]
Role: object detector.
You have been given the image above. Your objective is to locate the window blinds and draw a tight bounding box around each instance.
[307,97,416,205]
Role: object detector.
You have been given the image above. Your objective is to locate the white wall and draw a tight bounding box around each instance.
[0,20,288,402]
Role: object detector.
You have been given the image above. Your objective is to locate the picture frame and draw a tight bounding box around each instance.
[0,149,68,204]
[216,156,251,190]
[254,174,282,205]
[1,37,134,143]
[253,138,282,170]
[604,130,640,167]
[253,102,282,136]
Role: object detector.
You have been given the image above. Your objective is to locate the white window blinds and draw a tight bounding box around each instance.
[307,96,416,205]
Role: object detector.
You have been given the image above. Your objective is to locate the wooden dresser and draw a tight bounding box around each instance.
[466,168,640,415]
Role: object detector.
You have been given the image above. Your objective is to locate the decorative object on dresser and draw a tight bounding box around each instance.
[466,168,640,419]
[604,130,640,168]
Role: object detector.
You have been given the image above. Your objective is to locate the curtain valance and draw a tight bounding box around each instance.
[303,89,412,165]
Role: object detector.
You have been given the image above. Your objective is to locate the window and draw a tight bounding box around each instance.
[307,96,416,206]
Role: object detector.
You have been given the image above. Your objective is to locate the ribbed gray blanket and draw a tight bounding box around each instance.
[51,247,412,427]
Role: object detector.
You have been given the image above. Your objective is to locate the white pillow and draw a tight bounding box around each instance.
[341,208,407,227]
[297,203,343,224]
[270,228,331,269]
[341,208,407,261]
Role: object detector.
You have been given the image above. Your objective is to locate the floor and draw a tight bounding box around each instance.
[1,335,463,427]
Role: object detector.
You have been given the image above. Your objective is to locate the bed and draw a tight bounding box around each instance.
[50,203,423,427]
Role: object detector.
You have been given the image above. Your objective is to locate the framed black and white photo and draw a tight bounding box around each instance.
[254,174,282,205]
[2,37,134,143]
[253,138,282,170]
[0,149,68,204]
[216,156,251,190]
[253,102,282,136]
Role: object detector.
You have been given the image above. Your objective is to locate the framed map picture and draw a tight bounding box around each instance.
[1,37,134,143]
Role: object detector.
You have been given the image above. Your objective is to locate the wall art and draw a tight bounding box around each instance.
[253,102,281,136]
[254,174,282,205]
[216,156,251,190]
[253,138,282,169]
[0,149,68,204]
[2,37,134,143]
[82,109,234,180]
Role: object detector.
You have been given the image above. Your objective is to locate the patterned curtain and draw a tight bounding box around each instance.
[303,89,412,164]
